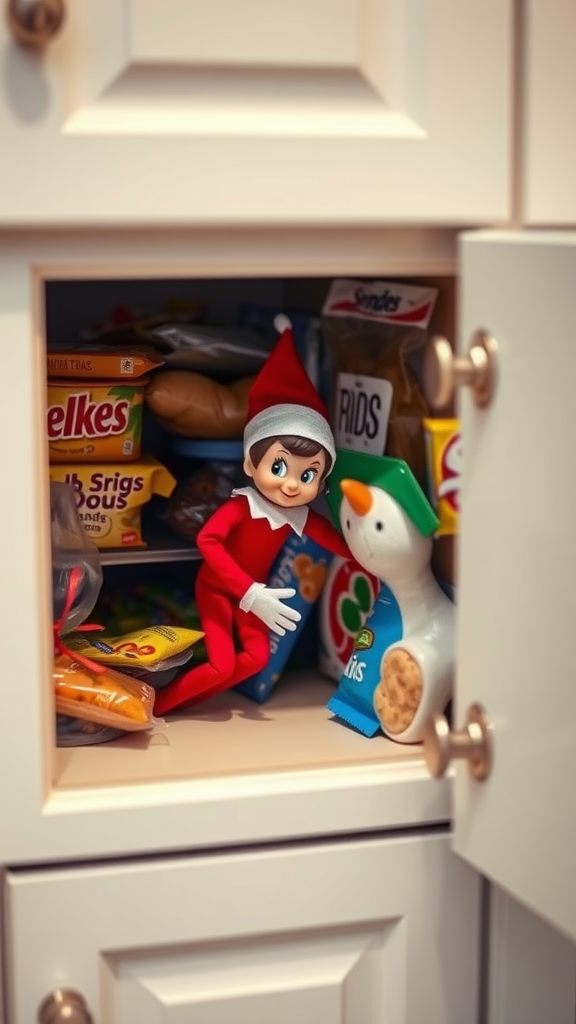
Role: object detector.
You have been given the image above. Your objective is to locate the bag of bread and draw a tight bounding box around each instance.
[322,279,438,488]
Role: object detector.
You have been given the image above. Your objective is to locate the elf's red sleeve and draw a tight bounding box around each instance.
[196,499,256,600]
[304,509,350,559]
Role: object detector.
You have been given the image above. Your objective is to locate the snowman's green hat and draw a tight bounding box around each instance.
[326,448,439,538]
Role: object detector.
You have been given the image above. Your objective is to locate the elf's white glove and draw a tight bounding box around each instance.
[240,582,302,636]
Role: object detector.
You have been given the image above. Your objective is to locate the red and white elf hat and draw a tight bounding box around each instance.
[243,315,336,471]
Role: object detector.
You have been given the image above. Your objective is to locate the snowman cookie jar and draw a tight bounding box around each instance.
[325,451,454,745]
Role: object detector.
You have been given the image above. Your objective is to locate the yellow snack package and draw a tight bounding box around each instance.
[54,653,155,731]
[423,418,461,536]
[49,455,177,549]
[65,625,204,672]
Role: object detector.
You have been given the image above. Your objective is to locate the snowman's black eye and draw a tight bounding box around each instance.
[375,521,384,531]
[346,519,350,530]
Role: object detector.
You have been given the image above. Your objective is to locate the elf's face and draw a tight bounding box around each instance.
[244,441,326,508]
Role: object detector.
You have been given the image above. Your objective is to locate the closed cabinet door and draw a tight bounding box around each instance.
[523,2,576,225]
[5,832,479,1024]
[0,0,512,226]
[451,230,576,943]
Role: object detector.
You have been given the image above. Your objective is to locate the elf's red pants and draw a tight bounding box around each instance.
[153,578,270,715]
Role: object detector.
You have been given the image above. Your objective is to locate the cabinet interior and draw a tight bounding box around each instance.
[44,269,457,792]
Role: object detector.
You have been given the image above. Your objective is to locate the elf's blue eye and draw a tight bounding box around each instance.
[301,468,316,485]
[271,458,287,478]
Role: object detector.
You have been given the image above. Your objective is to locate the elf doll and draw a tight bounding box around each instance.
[154,317,351,715]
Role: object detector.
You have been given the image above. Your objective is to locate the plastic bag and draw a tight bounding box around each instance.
[165,459,244,544]
[51,481,156,739]
[147,325,273,375]
[322,279,438,488]
[65,625,204,673]
[51,481,102,633]
[54,653,155,730]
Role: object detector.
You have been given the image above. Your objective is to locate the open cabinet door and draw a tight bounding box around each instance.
[454,231,576,941]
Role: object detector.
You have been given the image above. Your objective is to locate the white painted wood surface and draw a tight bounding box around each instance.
[455,231,576,943]
[0,0,512,225]
[487,887,576,1024]
[523,1,576,225]
[4,832,480,1024]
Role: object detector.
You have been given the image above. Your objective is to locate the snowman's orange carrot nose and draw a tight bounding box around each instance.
[340,479,373,517]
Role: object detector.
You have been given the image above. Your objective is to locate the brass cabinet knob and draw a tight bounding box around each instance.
[423,703,493,781]
[38,989,93,1024]
[6,0,65,49]
[423,330,498,410]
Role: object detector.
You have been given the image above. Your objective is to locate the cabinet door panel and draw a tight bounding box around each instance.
[455,230,576,941]
[523,2,576,224]
[5,833,479,1024]
[0,0,512,225]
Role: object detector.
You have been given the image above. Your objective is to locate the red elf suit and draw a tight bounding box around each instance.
[154,321,350,716]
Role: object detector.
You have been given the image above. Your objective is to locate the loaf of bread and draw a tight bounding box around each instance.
[144,369,255,438]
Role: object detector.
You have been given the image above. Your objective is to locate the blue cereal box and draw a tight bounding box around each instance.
[235,532,333,703]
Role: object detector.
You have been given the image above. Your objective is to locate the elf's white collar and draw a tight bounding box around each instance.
[232,486,309,536]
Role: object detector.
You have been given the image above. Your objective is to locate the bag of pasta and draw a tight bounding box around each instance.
[322,279,439,488]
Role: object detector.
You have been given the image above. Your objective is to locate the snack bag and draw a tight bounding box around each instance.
[317,555,380,682]
[322,279,438,487]
[236,532,333,703]
[327,582,404,736]
[51,484,156,741]
[423,418,461,536]
[54,654,155,730]
[49,455,177,549]
[65,625,204,673]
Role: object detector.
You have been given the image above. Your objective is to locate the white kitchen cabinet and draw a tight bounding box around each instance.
[1,6,576,1020]
[4,832,480,1024]
[2,225,576,1023]
[0,0,512,226]
[522,1,576,225]
[0,226,459,870]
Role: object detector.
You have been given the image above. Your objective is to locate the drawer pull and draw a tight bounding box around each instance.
[423,330,498,410]
[423,702,493,781]
[6,0,65,49]
[38,988,93,1024]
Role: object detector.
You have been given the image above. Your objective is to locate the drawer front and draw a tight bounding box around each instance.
[5,832,479,1024]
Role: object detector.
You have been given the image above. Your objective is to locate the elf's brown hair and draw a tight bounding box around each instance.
[248,435,331,483]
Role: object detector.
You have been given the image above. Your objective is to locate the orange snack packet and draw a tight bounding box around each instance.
[54,653,155,731]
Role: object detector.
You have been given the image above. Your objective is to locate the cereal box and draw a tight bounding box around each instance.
[235,532,333,703]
